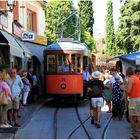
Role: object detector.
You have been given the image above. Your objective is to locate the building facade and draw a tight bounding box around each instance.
[0,1,47,75]
[0,1,47,95]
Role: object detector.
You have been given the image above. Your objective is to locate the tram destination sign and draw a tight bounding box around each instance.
[22,32,35,41]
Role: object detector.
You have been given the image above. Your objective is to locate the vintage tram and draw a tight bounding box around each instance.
[44,40,94,100]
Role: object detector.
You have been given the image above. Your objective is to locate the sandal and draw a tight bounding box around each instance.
[95,122,101,128]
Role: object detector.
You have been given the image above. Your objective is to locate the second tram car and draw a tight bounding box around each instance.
[44,40,94,99]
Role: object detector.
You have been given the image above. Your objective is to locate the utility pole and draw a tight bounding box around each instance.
[56,9,81,42]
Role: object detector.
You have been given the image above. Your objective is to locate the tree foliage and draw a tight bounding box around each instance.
[78,0,96,53]
[45,0,96,53]
[45,0,76,44]
[105,0,115,56]
[115,0,140,54]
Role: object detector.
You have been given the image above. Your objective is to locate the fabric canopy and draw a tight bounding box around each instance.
[23,41,45,64]
[16,39,32,58]
[119,51,140,62]
[0,30,24,58]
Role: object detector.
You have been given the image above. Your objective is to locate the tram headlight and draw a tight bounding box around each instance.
[60,83,66,89]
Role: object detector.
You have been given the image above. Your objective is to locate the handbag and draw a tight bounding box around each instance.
[0,92,8,105]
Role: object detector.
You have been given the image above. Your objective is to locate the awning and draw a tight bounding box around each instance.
[16,39,32,58]
[119,51,140,62]
[23,42,45,64]
[0,30,24,58]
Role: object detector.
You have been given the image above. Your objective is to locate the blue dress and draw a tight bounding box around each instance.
[112,82,124,119]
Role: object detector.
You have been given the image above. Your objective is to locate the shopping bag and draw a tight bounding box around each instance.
[0,92,8,105]
[0,92,3,105]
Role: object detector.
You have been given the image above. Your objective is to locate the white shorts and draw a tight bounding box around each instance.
[91,97,104,108]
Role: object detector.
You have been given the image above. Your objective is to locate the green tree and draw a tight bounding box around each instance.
[105,0,115,56]
[45,0,76,44]
[115,0,140,54]
[78,0,96,53]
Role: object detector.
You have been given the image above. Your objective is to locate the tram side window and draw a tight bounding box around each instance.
[47,55,56,72]
[58,54,69,72]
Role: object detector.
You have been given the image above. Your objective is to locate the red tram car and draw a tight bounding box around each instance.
[44,40,94,100]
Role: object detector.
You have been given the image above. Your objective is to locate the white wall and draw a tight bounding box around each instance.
[2,12,13,34]
[2,1,46,37]
[18,1,46,36]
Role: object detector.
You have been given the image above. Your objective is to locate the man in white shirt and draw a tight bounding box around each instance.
[83,66,91,98]
[83,66,91,81]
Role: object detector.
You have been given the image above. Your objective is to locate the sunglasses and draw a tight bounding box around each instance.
[11,72,16,74]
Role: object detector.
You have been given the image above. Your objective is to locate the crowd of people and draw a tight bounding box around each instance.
[0,64,140,139]
[83,66,140,139]
[0,67,39,128]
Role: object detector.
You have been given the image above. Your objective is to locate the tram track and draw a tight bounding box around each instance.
[51,100,92,139]
[50,100,113,139]
[53,107,59,139]
[14,98,114,139]
[67,106,92,139]
[67,105,113,139]
[101,116,113,139]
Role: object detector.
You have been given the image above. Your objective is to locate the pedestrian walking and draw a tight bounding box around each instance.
[103,73,112,113]
[111,75,125,120]
[7,68,23,127]
[32,71,39,101]
[83,66,91,98]
[126,67,140,139]
[87,71,104,128]
[27,68,33,104]
[21,71,31,106]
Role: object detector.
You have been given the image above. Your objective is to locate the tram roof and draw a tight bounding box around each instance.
[44,41,89,51]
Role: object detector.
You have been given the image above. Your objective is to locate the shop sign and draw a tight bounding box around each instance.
[0,14,8,28]
[22,32,35,41]
[31,34,47,45]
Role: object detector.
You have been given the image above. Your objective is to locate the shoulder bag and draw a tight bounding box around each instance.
[0,91,8,105]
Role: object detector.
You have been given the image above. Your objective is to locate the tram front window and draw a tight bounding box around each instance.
[47,55,56,72]
[58,54,70,72]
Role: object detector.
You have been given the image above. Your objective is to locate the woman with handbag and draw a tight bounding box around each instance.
[0,71,12,128]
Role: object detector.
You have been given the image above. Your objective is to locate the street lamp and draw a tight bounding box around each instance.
[0,0,16,14]
[120,0,128,3]
[7,0,16,12]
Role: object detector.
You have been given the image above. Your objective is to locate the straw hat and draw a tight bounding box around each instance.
[92,71,102,79]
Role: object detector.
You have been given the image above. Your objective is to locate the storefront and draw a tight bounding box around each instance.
[0,29,24,71]
[22,41,45,75]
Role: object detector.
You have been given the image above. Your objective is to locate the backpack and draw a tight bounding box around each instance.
[91,84,103,97]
